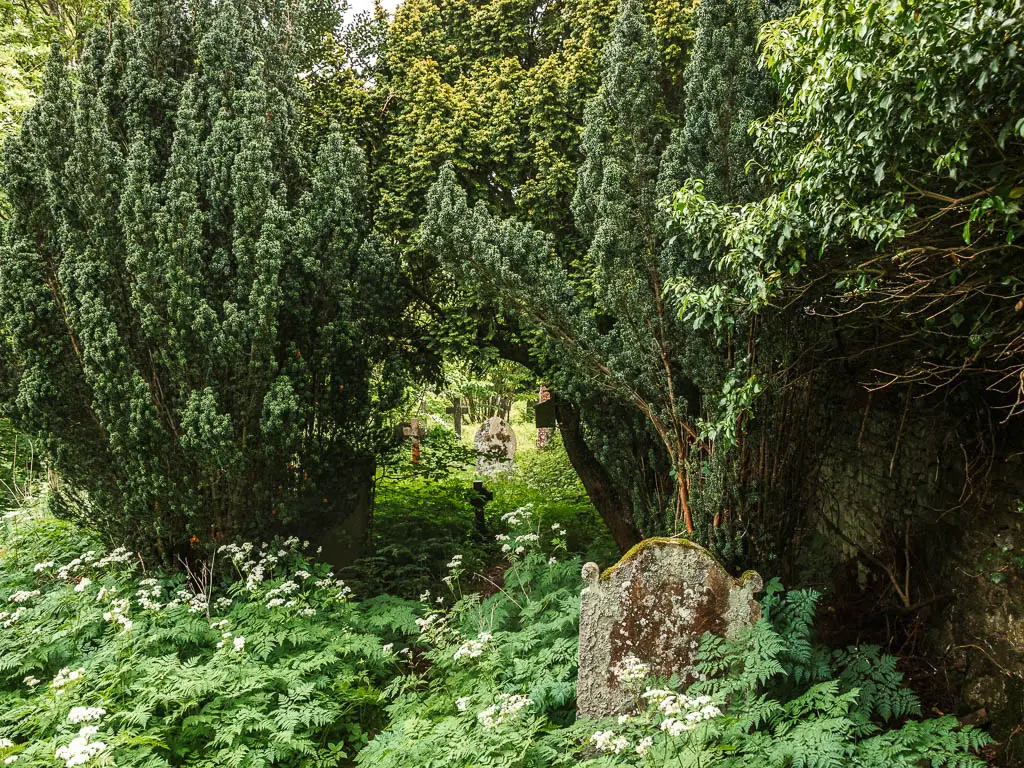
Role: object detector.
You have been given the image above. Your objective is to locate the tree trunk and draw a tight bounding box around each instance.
[553,395,642,554]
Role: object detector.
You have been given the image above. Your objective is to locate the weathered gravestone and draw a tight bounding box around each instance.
[577,538,763,719]
[474,416,517,475]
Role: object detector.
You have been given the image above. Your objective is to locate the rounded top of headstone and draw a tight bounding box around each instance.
[581,561,600,586]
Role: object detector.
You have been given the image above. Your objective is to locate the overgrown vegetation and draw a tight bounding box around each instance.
[0,498,990,767]
[1,0,1021,761]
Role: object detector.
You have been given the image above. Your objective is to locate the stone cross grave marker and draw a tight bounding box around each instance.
[446,397,470,438]
[577,538,763,719]
[401,418,426,464]
[473,415,517,476]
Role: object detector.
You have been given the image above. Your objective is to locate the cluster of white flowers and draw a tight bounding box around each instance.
[67,707,106,725]
[218,542,255,560]
[264,580,301,609]
[101,599,133,631]
[0,609,24,629]
[0,738,13,748]
[215,631,245,651]
[56,559,82,580]
[23,676,39,687]
[635,736,654,756]
[643,689,721,734]
[415,613,441,633]
[73,578,92,594]
[446,554,463,570]
[500,504,534,527]
[611,655,650,685]
[6,590,40,604]
[33,561,55,573]
[56,550,99,581]
[136,579,163,611]
[165,587,207,614]
[218,542,284,592]
[591,730,629,754]
[294,569,311,580]
[476,693,532,729]
[452,631,493,661]
[214,596,233,610]
[245,566,265,591]
[55,725,107,767]
[495,529,540,557]
[455,696,472,712]
[95,547,133,568]
[51,667,86,692]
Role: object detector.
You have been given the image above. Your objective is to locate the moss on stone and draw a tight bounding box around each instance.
[601,536,749,584]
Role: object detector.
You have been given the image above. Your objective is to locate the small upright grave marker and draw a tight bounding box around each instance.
[446,397,470,438]
[401,418,426,464]
[469,480,494,536]
[535,385,555,449]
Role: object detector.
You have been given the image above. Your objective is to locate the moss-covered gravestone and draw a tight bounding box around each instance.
[578,538,763,719]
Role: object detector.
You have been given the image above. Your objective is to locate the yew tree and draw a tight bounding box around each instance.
[422,0,720,540]
[0,0,409,561]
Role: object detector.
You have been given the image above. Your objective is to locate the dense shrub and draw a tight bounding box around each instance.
[0,0,412,560]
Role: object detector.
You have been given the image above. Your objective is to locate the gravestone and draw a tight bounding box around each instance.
[577,538,763,719]
[400,419,426,464]
[536,385,554,449]
[446,397,470,438]
[473,416,517,476]
[469,480,494,536]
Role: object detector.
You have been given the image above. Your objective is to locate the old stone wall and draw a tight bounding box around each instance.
[783,384,1024,763]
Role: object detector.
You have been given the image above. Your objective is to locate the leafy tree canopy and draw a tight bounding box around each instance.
[670,0,1024,414]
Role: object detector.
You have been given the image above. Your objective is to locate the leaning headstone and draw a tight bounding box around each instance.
[473,416,517,475]
[577,538,763,719]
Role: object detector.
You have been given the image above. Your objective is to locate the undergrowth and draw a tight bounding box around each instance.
[0,488,990,768]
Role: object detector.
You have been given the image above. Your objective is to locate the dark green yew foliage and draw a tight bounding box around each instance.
[423,0,724,536]
[0,0,408,561]
[682,0,776,205]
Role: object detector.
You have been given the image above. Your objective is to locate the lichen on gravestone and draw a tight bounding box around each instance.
[577,538,763,719]
[473,416,517,476]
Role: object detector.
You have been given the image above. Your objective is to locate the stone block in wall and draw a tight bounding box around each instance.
[577,538,763,719]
